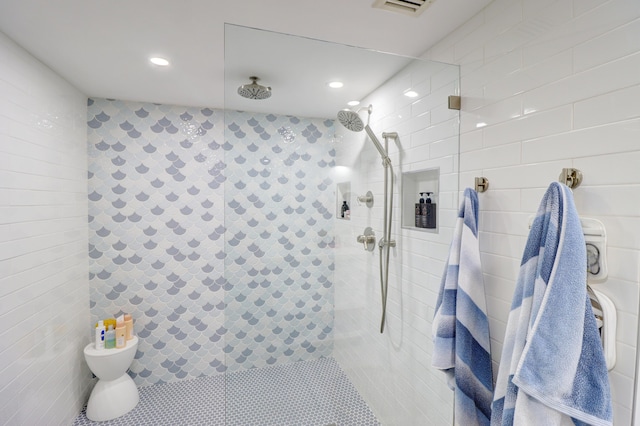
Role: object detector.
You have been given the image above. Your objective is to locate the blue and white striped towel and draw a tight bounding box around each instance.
[490,182,612,426]
[433,188,493,426]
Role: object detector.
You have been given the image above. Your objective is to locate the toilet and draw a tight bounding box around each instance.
[83,336,139,421]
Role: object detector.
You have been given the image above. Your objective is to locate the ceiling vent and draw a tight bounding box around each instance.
[372,0,436,16]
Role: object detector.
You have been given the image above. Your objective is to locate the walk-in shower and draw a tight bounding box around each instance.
[70,17,464,426]
[221,23,462,425]
[337,104,398,333]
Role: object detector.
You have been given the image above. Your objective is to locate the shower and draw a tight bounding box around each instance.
[237,76,272,100]
[337,106,390,164]
[337,105,397,333]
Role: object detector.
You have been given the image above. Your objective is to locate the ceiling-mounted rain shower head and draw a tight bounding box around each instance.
[337,104,372,132]
[237,76,272,100]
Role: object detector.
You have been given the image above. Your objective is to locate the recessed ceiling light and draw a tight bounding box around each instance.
[347,100,360,106]
[150,57,170,66]
[404,90,418,98]
[328,81,344,89]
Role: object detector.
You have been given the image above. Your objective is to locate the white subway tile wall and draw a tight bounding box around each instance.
[0,32,91,424]
[336,0,640,424]
[334,58,461,425]
[2,0,640,423]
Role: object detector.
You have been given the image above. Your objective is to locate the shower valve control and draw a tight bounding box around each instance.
[357,227,376,252]
[378,238,396,249]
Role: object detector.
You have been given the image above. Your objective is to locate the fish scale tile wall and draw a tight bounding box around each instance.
[223,110,335,372]
[87,98,335,386]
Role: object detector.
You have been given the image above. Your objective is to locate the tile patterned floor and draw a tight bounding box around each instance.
[73,357,379,425]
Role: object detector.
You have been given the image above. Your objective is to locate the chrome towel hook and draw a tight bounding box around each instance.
[559,168,583,189]
[475,177,489,193]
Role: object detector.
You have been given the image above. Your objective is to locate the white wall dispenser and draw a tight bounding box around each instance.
[588,287,617,371]
[528,215,615,370]
[581,217,608,283]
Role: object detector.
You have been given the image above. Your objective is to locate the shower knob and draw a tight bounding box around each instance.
[356,227,376,251]
[356,191,374,208]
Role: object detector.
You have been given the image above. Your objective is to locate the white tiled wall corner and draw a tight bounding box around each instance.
[429,0,640,423]
[0,31,91,425]
[334,59,459,424]
[337,0,640,424]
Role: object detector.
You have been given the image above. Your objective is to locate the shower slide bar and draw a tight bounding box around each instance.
[338,104,397,333]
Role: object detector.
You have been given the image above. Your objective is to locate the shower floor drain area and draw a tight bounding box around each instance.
[73,357,379,425]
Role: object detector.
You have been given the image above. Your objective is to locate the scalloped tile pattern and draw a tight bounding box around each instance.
[72,358,378,425]
[88,98,336,386]
[222,110,336,372]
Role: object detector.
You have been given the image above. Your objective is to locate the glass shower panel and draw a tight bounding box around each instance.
[223,25,345,425]
[223,24,460,425]
[333,57,461,425]
[222,107,335,371]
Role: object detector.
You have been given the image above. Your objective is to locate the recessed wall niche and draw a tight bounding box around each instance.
[336,181,351,220]
[401,168,439,232]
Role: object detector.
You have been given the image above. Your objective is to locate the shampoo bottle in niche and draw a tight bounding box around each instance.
[341,201,349,218]
[415,193,426,228]
[424,192,436,229]
[95,320,105,351]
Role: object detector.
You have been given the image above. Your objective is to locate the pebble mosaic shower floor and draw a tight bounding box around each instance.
[73,357,379,426]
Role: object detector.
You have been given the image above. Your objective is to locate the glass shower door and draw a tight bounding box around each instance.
[222,23,461,425]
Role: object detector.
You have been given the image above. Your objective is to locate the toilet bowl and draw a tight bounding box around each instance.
[83,335,139,421]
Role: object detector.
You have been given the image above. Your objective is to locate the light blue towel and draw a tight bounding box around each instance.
[491,182,612,426]
[433,188,493,426]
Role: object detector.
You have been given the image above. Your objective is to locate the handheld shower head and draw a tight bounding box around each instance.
[364,126,391,163]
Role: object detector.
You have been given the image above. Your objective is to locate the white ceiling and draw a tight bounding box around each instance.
[0,0,491,118]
